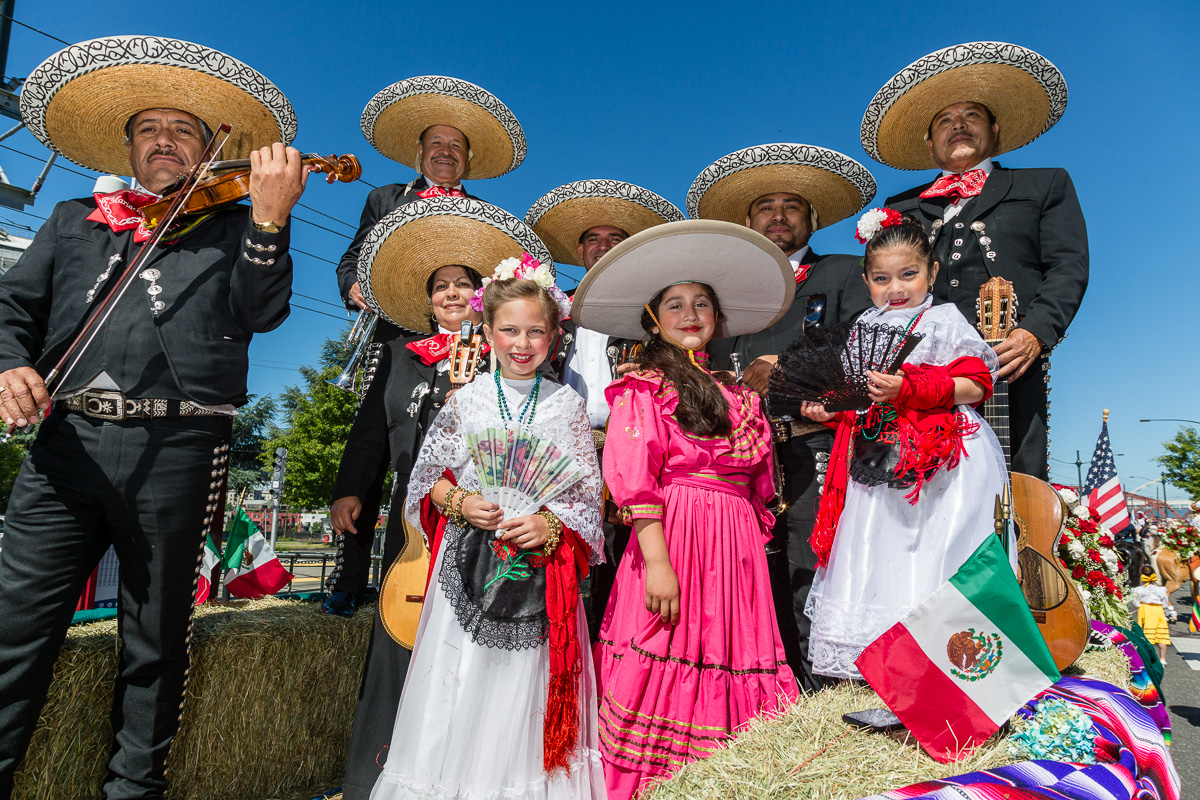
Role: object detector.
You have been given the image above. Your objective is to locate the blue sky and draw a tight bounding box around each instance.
[2,0,1197,500]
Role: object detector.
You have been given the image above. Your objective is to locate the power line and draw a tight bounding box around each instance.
[290,302,348,321]
[293,291,347,311]
[0,13,69,45]
[292,246,338,266]
[296,201,357,230]
[0,144,93,180]
[291,213,351,239]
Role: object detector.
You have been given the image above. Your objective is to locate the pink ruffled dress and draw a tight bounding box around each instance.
[594,370,799,800]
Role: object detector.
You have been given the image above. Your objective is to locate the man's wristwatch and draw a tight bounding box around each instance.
[251,219,283,234]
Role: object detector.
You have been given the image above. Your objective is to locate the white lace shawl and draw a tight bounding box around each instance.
[402,377,606,564]
[856,294,1000,375]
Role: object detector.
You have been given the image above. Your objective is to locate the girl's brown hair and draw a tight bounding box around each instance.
[482,277,562,331]
[863,213,935,275]
[637,282,731,438]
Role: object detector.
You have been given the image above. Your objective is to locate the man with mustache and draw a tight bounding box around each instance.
[688,145,876,690]
[0,36,308,799]
[864,42,1088,480]
[324,76,526,619]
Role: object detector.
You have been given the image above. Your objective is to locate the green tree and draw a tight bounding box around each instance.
[227,395,276,498]
[1157,426,1200,501]
[0,428,36,513]
[261,335,360,509]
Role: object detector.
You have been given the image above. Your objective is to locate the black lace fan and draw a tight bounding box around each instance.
[768,322,925,413]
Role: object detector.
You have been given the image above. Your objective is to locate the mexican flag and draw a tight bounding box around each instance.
[855,535,1060,763]
[222,507,292,598]
[195,534,222,603]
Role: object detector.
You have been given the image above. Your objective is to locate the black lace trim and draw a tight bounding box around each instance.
[439,522,548,652]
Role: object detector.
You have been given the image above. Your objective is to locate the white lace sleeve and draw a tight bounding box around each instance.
[403,390,471,538]
[909,304,1000,374]
[539,389,605,564]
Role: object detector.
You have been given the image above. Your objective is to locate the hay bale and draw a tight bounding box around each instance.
[647,647,1131,800]
[13,598,371,800]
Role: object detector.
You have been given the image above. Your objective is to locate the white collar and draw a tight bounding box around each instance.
[940,157,993,179]
[788,244,811,267]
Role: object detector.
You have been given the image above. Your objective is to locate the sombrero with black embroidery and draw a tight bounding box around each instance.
[687,144,876,231]
[360,76,525,180]
[861,41,1069,171]
[570,219,794,341]
[524,179,684,267]
[358,196,553,333]
[20,35,296,176]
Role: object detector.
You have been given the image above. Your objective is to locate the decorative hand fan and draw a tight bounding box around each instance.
[768,321,925,413]
[466,427,584,518]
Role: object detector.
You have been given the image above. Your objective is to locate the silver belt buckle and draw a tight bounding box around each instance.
[84,390,127,421]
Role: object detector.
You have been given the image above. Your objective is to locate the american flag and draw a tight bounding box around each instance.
[1082,420,1131,532]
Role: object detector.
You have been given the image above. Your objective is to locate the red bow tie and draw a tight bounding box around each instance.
[86,189,159,242]
[416,184,466,199]
[793,263,811,284]
[405,332,490,366]
[919,168,987,202]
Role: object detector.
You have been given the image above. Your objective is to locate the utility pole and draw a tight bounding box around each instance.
[0,0,55,210]
[270,446,287,548]
[1075,450,1083,492]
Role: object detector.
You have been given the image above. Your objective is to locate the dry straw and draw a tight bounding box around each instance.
[13,598,370,800]
[646,647,1131,800]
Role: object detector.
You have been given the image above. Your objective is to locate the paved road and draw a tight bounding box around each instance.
[1165,588,1199,793]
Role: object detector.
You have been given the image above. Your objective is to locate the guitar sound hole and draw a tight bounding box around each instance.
[1018,549,1069,611]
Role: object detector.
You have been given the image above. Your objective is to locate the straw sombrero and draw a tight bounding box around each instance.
[361,76,525,180]
[861,41,1068,171]
[20,35,296,176]
[570,220,794,341]
[525,179,684,266]
[687,144,876,230]
[358,197,552,333]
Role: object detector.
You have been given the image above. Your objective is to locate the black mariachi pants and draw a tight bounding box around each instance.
[0,411,230,800]
[767,429,835,693]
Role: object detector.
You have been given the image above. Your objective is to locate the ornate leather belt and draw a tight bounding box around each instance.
[62,389,223,421]
[770,417,826,443]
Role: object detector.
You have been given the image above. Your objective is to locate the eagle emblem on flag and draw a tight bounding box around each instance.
[947,628,1003,681]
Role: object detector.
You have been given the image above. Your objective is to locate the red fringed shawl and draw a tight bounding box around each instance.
[810,356,993,567]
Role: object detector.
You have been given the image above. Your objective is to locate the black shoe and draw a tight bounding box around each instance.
[320,591,357,617]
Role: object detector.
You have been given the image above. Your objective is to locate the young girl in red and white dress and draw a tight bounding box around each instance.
[371,260,605,800]
[801,210,1009,681]
[584,271,800,798]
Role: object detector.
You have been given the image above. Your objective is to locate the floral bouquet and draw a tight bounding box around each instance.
[469,252,572,319]
[1052,485,1131,627]
[1159,518,1200,561]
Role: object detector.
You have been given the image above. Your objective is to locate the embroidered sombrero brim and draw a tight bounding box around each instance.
[687,144,876,230]
[570,220,794,341]
[358,197,553,333]
[20,36,296,176]
[861,41,1068,171]
[361,76,525,180]
[525,179,684,266]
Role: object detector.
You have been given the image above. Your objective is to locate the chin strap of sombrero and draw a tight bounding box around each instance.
[643,304,709,371]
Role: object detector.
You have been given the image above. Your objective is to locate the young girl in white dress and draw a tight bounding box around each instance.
[800,210,1009,681]
[370,259,606,800]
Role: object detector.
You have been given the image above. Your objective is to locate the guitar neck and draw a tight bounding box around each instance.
[981,339,1011,472]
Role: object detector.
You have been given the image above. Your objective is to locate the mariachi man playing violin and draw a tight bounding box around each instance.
[0,36,310,800]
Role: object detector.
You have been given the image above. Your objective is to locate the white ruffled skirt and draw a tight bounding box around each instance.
[369,541,606,800]
[805,406,1013,680]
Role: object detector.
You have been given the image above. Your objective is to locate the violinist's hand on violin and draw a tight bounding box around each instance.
[249,143,312,227]
[0,366,49,429]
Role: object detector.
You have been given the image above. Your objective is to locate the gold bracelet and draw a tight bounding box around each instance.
[535,509,563,555]
[441,486,463,517]
[452,490,480,526]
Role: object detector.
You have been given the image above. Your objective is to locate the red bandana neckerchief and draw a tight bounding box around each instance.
[405,332,490,366]
[86,189,159,243]
[919,168,987,203]
[416,184,466,199]
[793,262,811,284]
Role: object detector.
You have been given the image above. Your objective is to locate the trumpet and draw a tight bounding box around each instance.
[327,309,379,395]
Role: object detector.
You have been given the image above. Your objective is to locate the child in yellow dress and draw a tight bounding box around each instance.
[1132,567,1171,663]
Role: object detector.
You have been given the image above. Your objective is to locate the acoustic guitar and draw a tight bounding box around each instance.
[977,278,1088,670]
[380,321,485,648]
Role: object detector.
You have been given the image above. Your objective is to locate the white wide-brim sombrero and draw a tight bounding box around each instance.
[687,144,876,230]
[861,41,1068,171]
[570,220,795,341]
[20,35,296,176]
[360,76,525,180]
[358,197,553,333]
[525,179,685,266]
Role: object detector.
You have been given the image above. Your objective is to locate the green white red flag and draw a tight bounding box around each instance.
[855,535,1060,762]
[195,534,222,603]
[221,507,292,598]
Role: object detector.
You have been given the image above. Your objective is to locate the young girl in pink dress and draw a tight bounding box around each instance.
[570,221,801,800]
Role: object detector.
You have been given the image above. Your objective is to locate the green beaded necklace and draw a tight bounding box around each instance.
[495,369,542,428]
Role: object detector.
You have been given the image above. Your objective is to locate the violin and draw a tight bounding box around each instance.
[141,153,362,229]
